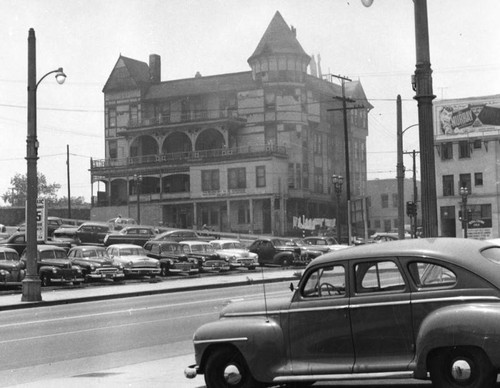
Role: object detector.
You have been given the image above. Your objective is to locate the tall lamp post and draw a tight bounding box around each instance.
[134,174,143,224]
[459,185,469,238]
[331,174,344,244]
[363,0,437,238]
[23,28,66,302]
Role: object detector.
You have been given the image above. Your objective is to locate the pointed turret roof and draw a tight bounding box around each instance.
[248,11,310,63]
[102,55,151,93]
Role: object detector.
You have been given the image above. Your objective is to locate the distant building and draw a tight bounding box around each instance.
[434,94,500,239]
[90,11,372,235]
[367,178,420,235]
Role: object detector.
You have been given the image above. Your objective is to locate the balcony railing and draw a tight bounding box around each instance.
[91,144,287,169]
[127,108,241,129]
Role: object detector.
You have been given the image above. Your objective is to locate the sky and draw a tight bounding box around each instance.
[1,0,499,205]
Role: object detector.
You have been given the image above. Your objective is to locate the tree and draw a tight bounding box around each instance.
[2,173,61,207]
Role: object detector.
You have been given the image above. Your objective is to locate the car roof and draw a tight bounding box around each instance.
[180,240,208,244]
[0,247,18,254]
[79,221,110,227]
[210,239,239,243]
[38,244,66,251]
[69,245,106,251]
[311,237,500,281]
[107,244,143,248]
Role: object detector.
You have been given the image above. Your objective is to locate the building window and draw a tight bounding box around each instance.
[288,163,295,189]
[108,140,117,159]
[302,164,309,189]
[443,175,454,196]
[264,92,276,111]
[314,167,323,193]
[374,219,381,229]
[392,193,398,208]
[381,194,389,208]
[474,172,483,186]
[295,164,301,189]
[256,166,266,188]
[313,132,322,154]
[459,141,470,159]
[108,107,117,128]
[202,170,220,191]
[384,219,391,232]
[459,173,471,193]
[237,204,250,224]
[441,142,453,160]
[130,105,138,126]
[265,124,277,145]
[473,139,482,149]
[228,168,246,189]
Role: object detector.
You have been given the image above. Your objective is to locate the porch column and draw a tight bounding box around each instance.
[249,198,254,234]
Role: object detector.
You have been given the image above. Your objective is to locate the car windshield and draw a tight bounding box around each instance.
[40,250,66,259]
[221,242,244,249]
[273,239,297,247]
[186,244,214,253]
[82,249,108,258]
[481,246,500,264]
[162,244,182,254]
[118,248,144,256]
[0,251,18,261]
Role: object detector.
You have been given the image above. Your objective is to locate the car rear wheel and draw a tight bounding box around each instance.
[204,347,263,388]
[429,347,496,388]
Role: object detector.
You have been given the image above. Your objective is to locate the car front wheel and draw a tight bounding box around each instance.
[40,274,51,287]
[429,347,496,388]
[204,347,263,388]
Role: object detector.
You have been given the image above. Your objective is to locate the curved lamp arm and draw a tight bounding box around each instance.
[36,68,66,89]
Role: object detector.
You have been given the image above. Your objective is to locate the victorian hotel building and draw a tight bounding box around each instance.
[435,94,500,239]
[90,12,372,236]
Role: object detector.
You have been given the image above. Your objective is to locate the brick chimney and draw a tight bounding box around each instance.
[149,54,161,83]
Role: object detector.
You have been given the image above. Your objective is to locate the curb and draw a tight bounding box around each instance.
[0,275,297,312]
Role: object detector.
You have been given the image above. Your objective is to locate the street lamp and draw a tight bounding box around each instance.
[23,28,66,302]
[331,174,344,244]
[459,185,469,238]
[134,174,143,224]
[362,0,437,237]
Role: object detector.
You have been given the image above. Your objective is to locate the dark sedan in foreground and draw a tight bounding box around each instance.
[186,238,500,388]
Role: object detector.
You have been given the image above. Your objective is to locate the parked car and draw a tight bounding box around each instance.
[0,232,71,255]
[103,225,158,247]
[303,236,350,251]
[0,247,25,285]
[179,241,229,272]
[105,244,160,277]
[75,222,112,245]
[67,245,125,282]
[185,238,500,388]
[143,240,199,276]
[21,245,84,286]
[289,237,325,264]
[152,229,208,242]
[209,239,258,270]
[247,237,303,267]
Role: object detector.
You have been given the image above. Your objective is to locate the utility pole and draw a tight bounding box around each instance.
[327,74,364,245]
[396,95,405,240]
[403,150,420,237]
[66,144,71,219]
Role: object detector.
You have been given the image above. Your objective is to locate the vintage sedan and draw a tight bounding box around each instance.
[248,237,304,267]
[103,225,158,247]
[179,241,230,272]
[209,239,257,270]
[143,240,199,276]
[21,245,84,286]
[0,247,25,285]
[303,235,350,251]
[105,244,160,277]
[75,222,112,245]
[67,245,125,282]
[186,238,500,388]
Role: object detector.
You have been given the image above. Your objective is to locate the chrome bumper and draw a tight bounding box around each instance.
[184,364,199,379]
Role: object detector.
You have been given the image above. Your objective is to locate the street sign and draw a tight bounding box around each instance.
[36,199,47,241]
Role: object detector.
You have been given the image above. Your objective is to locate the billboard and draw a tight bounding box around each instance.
[434,95,500,140]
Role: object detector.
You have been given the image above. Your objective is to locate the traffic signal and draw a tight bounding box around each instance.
[406,201,417,217]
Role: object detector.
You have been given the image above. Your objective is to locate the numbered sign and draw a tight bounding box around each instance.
[36,199,47,241]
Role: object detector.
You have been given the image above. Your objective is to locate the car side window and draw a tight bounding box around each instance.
[355,260,405,293]
[408,261,457,288]
[302,265,346,298]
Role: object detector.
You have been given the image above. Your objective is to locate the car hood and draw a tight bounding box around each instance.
[0,261,22,270]
[39,259,72,267]
[217,249,256,258]
[220,294,292,318]
[113,255,156,264]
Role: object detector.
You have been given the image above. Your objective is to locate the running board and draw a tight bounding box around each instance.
[274,371,415,382]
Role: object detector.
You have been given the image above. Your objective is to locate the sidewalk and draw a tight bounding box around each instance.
[0,268,300,311]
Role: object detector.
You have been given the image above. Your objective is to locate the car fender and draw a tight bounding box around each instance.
[194,316,286,382]
[38,265,58,275]
[414,302,500,378]
[273,251,295,264]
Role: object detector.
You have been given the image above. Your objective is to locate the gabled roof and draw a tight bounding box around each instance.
[345,80,373,110]
[145,71,256,100]
[248,11,310,63]
[102,55,151,93]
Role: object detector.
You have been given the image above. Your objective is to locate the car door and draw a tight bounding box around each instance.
[287,262,354,374]
[349,257,414,372]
